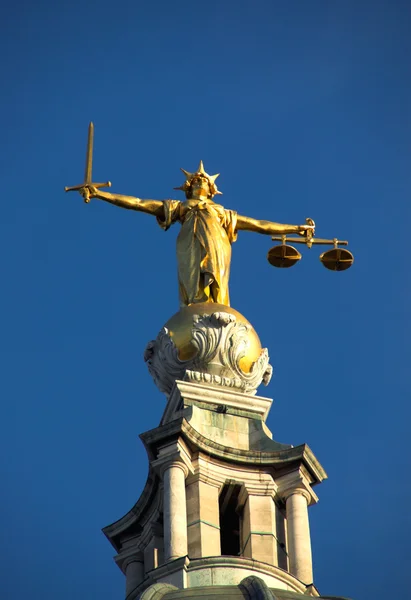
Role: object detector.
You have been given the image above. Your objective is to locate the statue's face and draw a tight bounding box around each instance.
[189,175,211,199]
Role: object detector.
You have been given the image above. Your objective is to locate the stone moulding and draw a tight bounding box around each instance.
[134,556,312,598]
[239,574,280,599]
[161,380,274,425]
[144,312,273,397]
[139,582,179,600]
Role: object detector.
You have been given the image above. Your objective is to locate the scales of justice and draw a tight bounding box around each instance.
[66,123,354,397]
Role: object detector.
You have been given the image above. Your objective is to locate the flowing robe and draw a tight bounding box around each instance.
[157,199,238,306]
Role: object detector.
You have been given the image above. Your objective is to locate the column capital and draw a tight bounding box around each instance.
[137,520,163,554]
[276,469,318,506]
[114,548,144,574]
[186,471,222,489]
[238,479,277,509]
[283,487,312,505]
[151,438,194,479]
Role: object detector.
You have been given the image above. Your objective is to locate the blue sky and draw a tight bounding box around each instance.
[1,1,410,599]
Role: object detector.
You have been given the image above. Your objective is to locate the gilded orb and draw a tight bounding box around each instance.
[164,303,263,373]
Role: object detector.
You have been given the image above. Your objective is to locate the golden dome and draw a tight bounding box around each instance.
[164,303,262,373]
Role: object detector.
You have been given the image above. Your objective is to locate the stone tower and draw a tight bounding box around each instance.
[103,303,348,600]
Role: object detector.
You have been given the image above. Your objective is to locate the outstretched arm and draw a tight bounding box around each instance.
[81,186,165,219]
[236,214,313,236]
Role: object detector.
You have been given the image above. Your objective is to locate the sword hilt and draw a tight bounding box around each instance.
[64,181,112,203]
[64,181,111,192]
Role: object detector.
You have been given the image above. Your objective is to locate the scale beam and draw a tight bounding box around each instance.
[272,236,349,247]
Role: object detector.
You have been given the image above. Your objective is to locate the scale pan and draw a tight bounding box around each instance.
[267,245,301,268]
[320,248,354,271]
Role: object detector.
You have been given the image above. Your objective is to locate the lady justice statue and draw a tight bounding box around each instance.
[66,124,314,395]
[74,161,313,307]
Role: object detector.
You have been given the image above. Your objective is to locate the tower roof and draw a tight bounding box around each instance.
[138,577,352,600]
[159,588,350,600]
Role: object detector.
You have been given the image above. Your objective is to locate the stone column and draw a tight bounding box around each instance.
[285,490,313,585]
[152,439,193,563]
[125,556,144,597]
[163,461,189,561]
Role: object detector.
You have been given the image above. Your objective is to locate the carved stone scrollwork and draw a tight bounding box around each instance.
[144,312,272,397]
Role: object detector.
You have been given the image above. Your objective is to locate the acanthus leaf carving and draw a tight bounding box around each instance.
[144,313,272,397]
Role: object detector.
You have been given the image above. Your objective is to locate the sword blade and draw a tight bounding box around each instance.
[84,122,94,184]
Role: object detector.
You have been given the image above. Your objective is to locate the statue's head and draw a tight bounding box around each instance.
[174,161,222,200]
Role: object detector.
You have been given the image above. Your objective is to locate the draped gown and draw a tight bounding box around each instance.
[157,199,238,306]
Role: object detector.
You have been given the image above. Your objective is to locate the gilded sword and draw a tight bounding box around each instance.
[65,122,111,203]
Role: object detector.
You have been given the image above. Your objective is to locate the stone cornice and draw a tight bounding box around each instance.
[140,417,326,484]
[145,555,189,581]
[130,555,313,599]
[238,479,277,508]
[134,520,164,556]
[185,470,223,489]
[187,556,309,595]
[163,380,273,424]
[114,548,144,574]
[139,417,187,461]
[102,466,160,552]
[276,469,319,506]
[190,453,280,494]
[151,438,194,479]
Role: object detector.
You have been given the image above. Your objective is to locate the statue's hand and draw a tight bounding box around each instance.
[79,185,99,203]
[298,224,315,237]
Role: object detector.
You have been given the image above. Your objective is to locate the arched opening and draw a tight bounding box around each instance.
[219,482,242,556]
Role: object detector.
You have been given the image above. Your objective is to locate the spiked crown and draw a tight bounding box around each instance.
[174,161,222,198]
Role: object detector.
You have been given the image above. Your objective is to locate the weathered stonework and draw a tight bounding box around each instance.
[104,380,327,599]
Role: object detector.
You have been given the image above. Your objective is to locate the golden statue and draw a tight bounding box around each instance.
[76,164,313,306]
[66,124,353,391]
[66,124,313,306]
